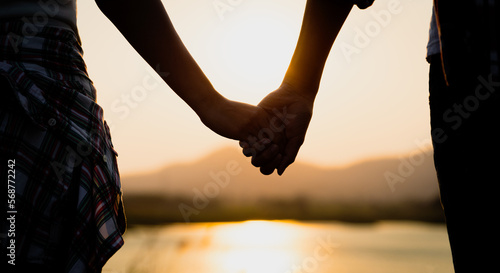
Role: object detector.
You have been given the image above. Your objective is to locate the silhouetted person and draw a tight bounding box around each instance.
[0,0,275,272]
[243,1,500,272]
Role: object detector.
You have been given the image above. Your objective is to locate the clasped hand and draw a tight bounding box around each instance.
[204,84,313,175]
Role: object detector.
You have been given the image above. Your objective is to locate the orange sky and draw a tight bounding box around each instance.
[77,0,433,175]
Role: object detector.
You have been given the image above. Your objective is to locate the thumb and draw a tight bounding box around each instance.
[277,136,304,175]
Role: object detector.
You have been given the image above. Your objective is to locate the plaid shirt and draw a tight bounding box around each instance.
[0,20,125,272]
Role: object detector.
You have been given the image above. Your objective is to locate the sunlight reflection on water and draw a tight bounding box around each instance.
[103,221,453,273]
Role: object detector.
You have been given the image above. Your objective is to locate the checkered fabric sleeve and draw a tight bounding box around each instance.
[0,20,126,272]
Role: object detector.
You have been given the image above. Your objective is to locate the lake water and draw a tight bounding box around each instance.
[102,221,454,273]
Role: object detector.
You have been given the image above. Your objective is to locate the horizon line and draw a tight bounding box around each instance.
[119,144,434,176]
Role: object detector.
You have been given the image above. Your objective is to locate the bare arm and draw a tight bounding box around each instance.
[283,0,353,101]
[243,0,355,175]
[95,0,266,140]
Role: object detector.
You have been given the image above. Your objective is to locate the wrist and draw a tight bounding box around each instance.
[194,89,227,121]
[280,79,318,106]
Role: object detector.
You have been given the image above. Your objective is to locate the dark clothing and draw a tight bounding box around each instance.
[429,1,500,272]
[429,54,500,272]
[354,0,375,10]
[434,0,500,86]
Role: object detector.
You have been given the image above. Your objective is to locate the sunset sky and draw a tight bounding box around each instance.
[77,0,433,175]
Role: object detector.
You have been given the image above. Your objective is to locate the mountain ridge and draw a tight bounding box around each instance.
[121,146,439,204]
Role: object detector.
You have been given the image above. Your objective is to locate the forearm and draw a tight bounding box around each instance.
[283,0,353,101]
[95,0,223,115]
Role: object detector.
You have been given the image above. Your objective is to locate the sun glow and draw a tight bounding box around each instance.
[212,220,302,247]
[221,18,293,80]
[209,220,307,273]
[210,9,299,101]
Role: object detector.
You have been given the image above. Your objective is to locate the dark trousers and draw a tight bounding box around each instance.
[428,54,500,272]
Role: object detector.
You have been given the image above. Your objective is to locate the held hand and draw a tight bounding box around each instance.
[240,83,314,175]
[198,97,285,164]
[198,97,261,140]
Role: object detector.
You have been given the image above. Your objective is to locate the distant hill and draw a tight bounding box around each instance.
[122,146,439,203]
[121,147,445,224]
